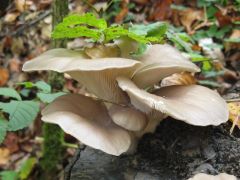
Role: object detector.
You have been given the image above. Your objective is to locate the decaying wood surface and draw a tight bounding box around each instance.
[65,118,240,180]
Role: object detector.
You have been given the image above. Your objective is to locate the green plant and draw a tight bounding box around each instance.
[0,81,66,144]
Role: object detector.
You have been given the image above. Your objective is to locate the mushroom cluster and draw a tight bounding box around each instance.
[23,40,228,156]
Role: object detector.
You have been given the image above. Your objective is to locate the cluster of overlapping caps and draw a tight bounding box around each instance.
[22,38,228,156]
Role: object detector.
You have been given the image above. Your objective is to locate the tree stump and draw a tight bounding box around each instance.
[65,118,240,180]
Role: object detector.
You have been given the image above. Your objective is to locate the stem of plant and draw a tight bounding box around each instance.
[40,0,68,177]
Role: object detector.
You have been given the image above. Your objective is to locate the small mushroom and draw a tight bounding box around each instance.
[108,104,147,131]
[132,44,200,88]
[42,94,132,156]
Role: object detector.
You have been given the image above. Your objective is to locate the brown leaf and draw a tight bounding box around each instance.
[0,68,9,86]
[3,133,19,154]
[15,0,26,12]
[215,11,232,27]
[0,148,10,166]
[11,37,25,55]
[149,0,173,21]
[4,12,20,23]
[161,72,196,87]
[9,58,20,73]
[115,0,129,23]
[179,8,204,33]
[225,30,240,51]
[131,0,149,5]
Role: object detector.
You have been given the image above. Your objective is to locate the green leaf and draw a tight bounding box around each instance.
[189,53,210,62]
[59,13,107,29]
[35,81,51,93]
[17,82,35,88]
[0,119,8,144]
[224,38,240,43]
[52,13,107,40]
[0,101,40,131]
[0,88,22,101]
[37,92,66,103]
[202,61,212,71]
[104,26,128,42]
[18,81,51,93]
[18,157,37,180]
[130,43,147,57]
[0,171,18,180]
[52,24,102,40]
[166,32,193,53]
[198,80,221,88]
[129,22,167,43]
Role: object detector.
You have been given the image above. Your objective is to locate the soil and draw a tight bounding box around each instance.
[65,118,240,180]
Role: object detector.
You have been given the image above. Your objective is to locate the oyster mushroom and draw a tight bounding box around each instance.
[42,94,132,156]
[131,44,200,88]
[23,48,141,104]
[22,44,229,155]
[108,104,147,131]
[117,77,228,127]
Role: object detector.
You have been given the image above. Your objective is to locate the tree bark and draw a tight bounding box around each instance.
[65,119,240,180]
[40,0,69,177]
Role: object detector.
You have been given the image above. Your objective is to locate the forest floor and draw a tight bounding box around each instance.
[0,0,239,179]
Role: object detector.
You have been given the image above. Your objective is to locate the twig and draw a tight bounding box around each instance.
[0,9,52,39]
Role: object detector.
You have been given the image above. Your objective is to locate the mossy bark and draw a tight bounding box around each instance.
[40,0,68,178]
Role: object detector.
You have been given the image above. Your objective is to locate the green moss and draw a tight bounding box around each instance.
[40,123,65,172]
[39,0,68,177]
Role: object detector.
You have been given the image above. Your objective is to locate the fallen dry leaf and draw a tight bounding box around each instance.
[225,29,240,50]
[228,102,240,134]
[11,37,25,56]
[4,12,20,23]
[149,0,173,21]
[215,11,232,27]
[15,0,27,12]
[179,8,204,33]
[0,68,9,86]
[15,0,25,12]
[132,0,148,5]
[0,148,10,166]
[115,0,129,23]
[9,58,21,73]
[161,72,196,87]
[3,133,19,154]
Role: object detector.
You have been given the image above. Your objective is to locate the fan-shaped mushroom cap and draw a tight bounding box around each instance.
[108,105,147,131]
[22,48,141,104]
[132,44,200,88]
[42,94,132,156]
[117,77,228,126]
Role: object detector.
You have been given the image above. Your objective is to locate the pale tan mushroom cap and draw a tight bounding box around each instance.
[188,173,237,180]
[117,77,228,126]
[22,48,141,104]
[42,94,132,156]
[132,44,200,88]
[108,105,148,131]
